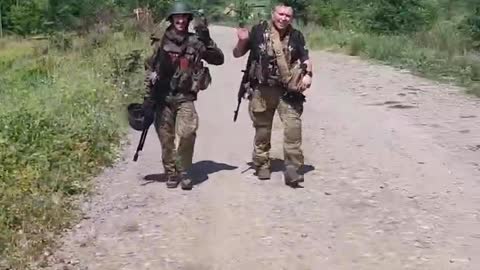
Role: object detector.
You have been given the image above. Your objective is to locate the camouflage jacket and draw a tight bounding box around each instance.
[144,25,224,104]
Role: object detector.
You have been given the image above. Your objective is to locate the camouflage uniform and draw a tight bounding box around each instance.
[144,4,224,189]
[242,20,310,186]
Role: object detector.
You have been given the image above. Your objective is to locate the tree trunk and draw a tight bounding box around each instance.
[0,3,3,38]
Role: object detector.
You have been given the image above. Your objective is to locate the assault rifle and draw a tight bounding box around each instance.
[233,43,254,122]
[232,2,265,122]
[233,68,249,122]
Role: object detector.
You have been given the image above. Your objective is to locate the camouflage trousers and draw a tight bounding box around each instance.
[248,85,304,171]
[154,101,198,175]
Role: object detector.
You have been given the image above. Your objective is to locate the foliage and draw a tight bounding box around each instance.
[299,0,480,97]
[361,0,438,35]
[459,7,480,50]
[303,24,480,97]
[0,31,149,269]
[0,0,172,36]
[8,1,44,36]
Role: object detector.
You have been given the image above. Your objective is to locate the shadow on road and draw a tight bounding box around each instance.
[142,160,238,186]
[245,158,315,175]
[242,158,315,189]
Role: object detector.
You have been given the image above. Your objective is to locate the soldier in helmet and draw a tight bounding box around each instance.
[142,1,224,190]
[232,1,313,187]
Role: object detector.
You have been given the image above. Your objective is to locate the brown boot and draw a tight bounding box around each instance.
[284,166,304,187]
[179,172,193,190]
[166,173,180,189]
[256,167,271,180]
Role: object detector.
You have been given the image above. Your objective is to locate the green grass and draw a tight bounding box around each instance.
[303,23,480,97]
[0,29,151,269]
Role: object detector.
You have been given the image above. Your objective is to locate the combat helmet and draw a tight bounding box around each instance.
[166,1,194,22]
[127,103,148,131]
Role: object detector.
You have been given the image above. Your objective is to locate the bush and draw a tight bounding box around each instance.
[305,23,480,97]
[459,7,480,50]
[8,1,45,36]
[363,0,438,35]
[48,32,73,52]
[307,1,343,28]
[414,20,469,57]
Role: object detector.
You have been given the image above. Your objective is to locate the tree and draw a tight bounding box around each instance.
[8,0,44,36]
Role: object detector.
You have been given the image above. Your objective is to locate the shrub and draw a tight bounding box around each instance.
[363,0,438,35]
[459,7,480,50]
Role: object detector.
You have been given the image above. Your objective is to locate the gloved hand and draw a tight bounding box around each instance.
[142,98,155,128]
[195,26,211,45]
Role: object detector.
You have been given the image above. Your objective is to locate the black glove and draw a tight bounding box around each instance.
[282,91,306,103]
[195,26,211,45]
[142,98,155,128]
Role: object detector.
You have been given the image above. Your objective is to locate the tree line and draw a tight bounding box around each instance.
[0,0,176,37]
[0,0,479,49]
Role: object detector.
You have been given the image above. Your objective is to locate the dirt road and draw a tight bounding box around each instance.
[44,25,480,270]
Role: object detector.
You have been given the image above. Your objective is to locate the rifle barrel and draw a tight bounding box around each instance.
[133,128,148,162]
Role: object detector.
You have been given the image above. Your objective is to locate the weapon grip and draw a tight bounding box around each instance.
[233,100,241,122]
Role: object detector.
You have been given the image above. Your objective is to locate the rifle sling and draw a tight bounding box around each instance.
[270,24,292,86]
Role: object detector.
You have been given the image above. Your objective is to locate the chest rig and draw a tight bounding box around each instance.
[248,21,306,95]
[160,31,211,97]
[248,21,293,87]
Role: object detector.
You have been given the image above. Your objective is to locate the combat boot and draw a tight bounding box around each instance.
[179,172,193,190]
[166,173,180,189]
[284,166,304,187]
[256,167,271,180]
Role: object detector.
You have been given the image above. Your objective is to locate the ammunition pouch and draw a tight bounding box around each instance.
[169,42,212,95]
[284,63,306,92]
[170,69,193,93]
[249,55,276,87]
[270,25,307,103]
[170,65,211,94]
[192,64,211,92]
[282,90,306,103]
[280,63,306,103]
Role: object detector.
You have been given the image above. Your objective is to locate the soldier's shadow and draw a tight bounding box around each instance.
[245,158,315,175]
[142,160,238,186]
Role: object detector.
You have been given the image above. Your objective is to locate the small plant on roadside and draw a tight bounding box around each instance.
[348,36,366,56]
[459,7,480,50]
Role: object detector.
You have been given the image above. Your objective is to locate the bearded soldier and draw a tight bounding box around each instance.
[232,1,313,187]
[142,1,224,190]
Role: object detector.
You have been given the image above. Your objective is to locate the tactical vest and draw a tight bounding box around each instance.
[152,30,212,102]
[247,21,306,92]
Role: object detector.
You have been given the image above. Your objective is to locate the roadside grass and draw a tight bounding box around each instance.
[0,29,151,269]
[303,22,480,97]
